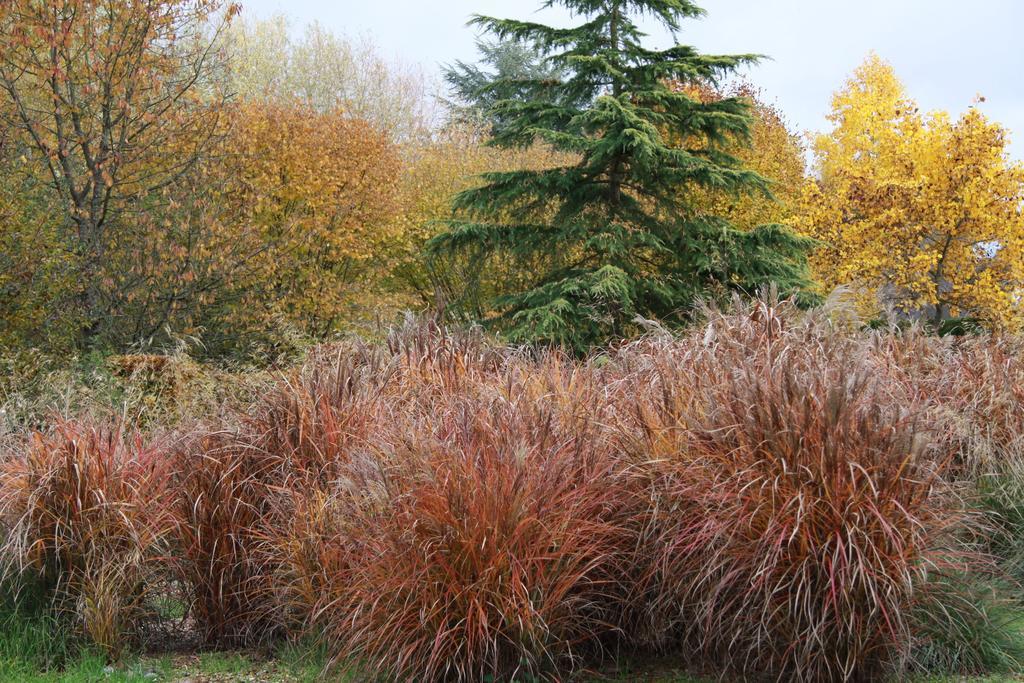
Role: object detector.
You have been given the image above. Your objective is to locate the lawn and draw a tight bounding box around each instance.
[17,652,1020,683]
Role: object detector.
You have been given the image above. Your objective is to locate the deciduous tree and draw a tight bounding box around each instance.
[224,15,433,140]
[794,55,1024,329]
[388,124,569,322]
[0,0,236,346]
[213,103,403,344]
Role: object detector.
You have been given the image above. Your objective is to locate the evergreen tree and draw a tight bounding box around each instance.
[428,0,817,352]
[443,39,568,135]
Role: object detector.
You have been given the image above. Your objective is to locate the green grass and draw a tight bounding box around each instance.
[10,654,174,683]
[0,601,1018,682]
[0,585,74,680]
[151,595,187,622]
[0,582,174,683]
[275,637,337,682]
[195,651,254,675]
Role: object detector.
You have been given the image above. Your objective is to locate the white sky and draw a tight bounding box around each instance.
[237,0,1024,158]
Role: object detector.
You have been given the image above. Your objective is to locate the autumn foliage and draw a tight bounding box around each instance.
[2,1,1024,677]
[0,0,236,346]
[215,103,402,338]
[2,0,1022,356]
[5,301,1024,681]
[794,55,1024,329]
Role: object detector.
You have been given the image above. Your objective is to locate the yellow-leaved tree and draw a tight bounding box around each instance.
[794,54,1024,329]
[671,82,806,230]
[210,102,402,346]
[103,101,403,356]
[0,0,237,348]
[0,122,75,348]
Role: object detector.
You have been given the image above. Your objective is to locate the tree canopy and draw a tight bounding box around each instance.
[795,54,1024,329]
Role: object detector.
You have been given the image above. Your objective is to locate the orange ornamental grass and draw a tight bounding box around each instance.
[175,304,999,681]
[262,361,640,683]
[336,421,633,680]
[250,342,396,488]
[681,367,961,681]
[615,299,979,682]
[169,427,282,647]
[0,420,174,656]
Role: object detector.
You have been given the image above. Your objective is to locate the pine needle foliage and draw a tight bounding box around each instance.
[428,0,817,352]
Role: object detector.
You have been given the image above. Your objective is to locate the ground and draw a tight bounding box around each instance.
[16,650,1023,683]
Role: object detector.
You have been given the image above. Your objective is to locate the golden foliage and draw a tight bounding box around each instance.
[88,101,403,352]
[4,1,1020,356]
[215,102,403,338]
[0,169,78,349]
[794,54,1024,328]
[675,82,806,229]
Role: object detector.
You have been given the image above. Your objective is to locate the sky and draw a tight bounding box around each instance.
[237,0,1024,157]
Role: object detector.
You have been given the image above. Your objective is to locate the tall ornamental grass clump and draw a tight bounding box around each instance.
[0,421,173,656]
[612,299,997,681]
[323,398,637,681]
[168,427,281,647]
[1,300,1023,681]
